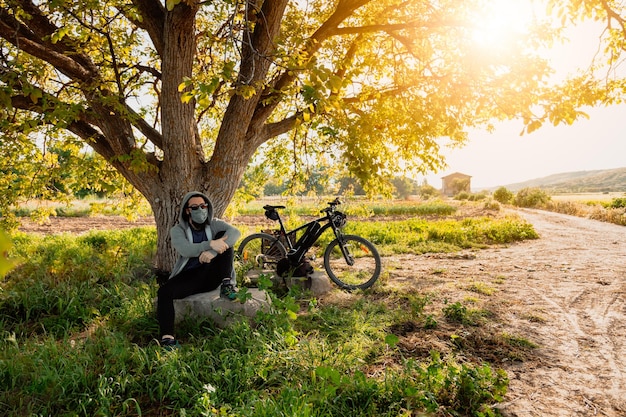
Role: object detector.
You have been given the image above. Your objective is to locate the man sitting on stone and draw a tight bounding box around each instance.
[157,191,241,350]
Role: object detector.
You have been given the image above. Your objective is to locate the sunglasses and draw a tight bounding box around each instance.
[188,203,208,210]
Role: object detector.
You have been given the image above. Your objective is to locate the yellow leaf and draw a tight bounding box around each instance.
[166,0,181,11]
[29,90,42,103]
[0,231,20,277]
[198,94,210,108]
[235,85,256,99]
[178,78,191,93]
[180,92,194,104]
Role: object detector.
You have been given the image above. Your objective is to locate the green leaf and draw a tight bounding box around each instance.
[385,333,400,347]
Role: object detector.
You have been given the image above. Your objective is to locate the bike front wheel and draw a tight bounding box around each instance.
[323,234,381,290]
[237,232,287,277]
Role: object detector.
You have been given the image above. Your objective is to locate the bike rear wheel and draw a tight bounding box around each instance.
[323,234,381,290]
[237,233,287,279]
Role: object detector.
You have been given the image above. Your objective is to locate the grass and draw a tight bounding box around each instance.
[466,281,496,296]
[0,200,540,416]
[523,193,626,226]
[307,214,538,258]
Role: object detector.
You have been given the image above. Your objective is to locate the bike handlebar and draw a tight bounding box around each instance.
[321,198,341,213]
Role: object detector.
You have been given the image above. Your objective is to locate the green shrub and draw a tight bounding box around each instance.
[483,198,501,211]
[454,191,471,201]
[338,215,536,256]
[366,201,456,217]
[493,187,513,204]
[468,192,488,201]
[513,187,551,208]
[418,184,440,199]
[608,197,626,209]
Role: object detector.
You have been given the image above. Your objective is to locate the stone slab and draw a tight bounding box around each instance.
[174,287,271,328]
[244,270,333,296]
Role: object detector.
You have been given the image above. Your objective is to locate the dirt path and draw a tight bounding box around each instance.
[388,209,626,416]
[18,209,626,415]
[498,209,626,416]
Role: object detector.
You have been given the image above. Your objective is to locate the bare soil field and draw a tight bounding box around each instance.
[382,209,626,417]
[18,208,626,416]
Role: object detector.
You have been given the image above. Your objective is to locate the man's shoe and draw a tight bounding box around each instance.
[220,278,237,300]
[161,337,180,351]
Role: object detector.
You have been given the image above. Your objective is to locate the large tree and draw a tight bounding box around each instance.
[0,0,607,270]
[525,0,626,133]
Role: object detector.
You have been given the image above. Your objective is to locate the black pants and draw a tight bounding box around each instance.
[157,248,234,337]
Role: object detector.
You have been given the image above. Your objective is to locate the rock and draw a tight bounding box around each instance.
[312,271,334,294]
[244,269,333,296]
[172,271,334,328]
[285,271,333,296]
[174,287,271,328]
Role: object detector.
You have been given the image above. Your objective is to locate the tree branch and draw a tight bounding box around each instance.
[247,1,370,142]
[1,1,99,80]
[254,113,299,146]
[11,93,161,173]
[128,0,166,56]
[125,105,164,150]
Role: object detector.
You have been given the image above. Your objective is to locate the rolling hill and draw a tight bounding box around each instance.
[484,167,626,193]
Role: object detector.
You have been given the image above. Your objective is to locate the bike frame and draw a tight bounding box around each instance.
[277,214,338,251]
[266,203,345,258]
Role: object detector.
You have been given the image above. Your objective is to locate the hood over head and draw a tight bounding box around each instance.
[178,191,214,224]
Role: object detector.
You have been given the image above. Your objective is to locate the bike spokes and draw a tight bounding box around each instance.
[324,235,381,290]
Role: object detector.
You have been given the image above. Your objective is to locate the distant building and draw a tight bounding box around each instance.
[441,172,472,196]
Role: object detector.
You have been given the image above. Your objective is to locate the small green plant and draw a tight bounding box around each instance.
[608,197,626,208]
[501,333,537,349]
[234,286,253,303]
[443,301,469,322]
[522,313,547,323]
[494,275,506,284]
[483,198,501,210]
[407,293,431,316]
[443,301,488,326]
[514,187,551,208]
[493,187,513,204]
[454,191,471,200]
[424,314,438,329]
[466,281,496,296]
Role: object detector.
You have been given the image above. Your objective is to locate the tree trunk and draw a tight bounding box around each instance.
[152,3,201,273]
[151,193,180,275]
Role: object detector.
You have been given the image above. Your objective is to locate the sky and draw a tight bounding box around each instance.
[418,3,626,190]
[421,104,626,189]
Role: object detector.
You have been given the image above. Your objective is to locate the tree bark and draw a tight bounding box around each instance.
[153,2,202,272]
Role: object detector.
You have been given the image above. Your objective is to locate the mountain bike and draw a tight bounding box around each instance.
[237,198,382,290]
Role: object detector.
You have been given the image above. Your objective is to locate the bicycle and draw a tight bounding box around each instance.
[236,198,382,290]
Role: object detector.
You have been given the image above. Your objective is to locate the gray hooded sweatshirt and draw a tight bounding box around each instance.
[168,191,241,280]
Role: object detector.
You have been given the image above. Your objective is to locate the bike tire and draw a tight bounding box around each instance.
[323,234,381,290]
[237,232,287,274]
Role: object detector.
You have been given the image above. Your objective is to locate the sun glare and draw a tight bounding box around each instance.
[471,0,539,49]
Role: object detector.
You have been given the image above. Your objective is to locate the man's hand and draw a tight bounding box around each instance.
[210,235,229,254]
[199,251,215,264]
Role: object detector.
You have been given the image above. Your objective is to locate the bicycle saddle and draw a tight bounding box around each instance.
[263,205,285,210]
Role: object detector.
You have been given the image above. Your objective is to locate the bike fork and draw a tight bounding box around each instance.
[336,235,355,266]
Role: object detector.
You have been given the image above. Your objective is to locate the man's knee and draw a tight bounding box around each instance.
[157,283,173,300]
